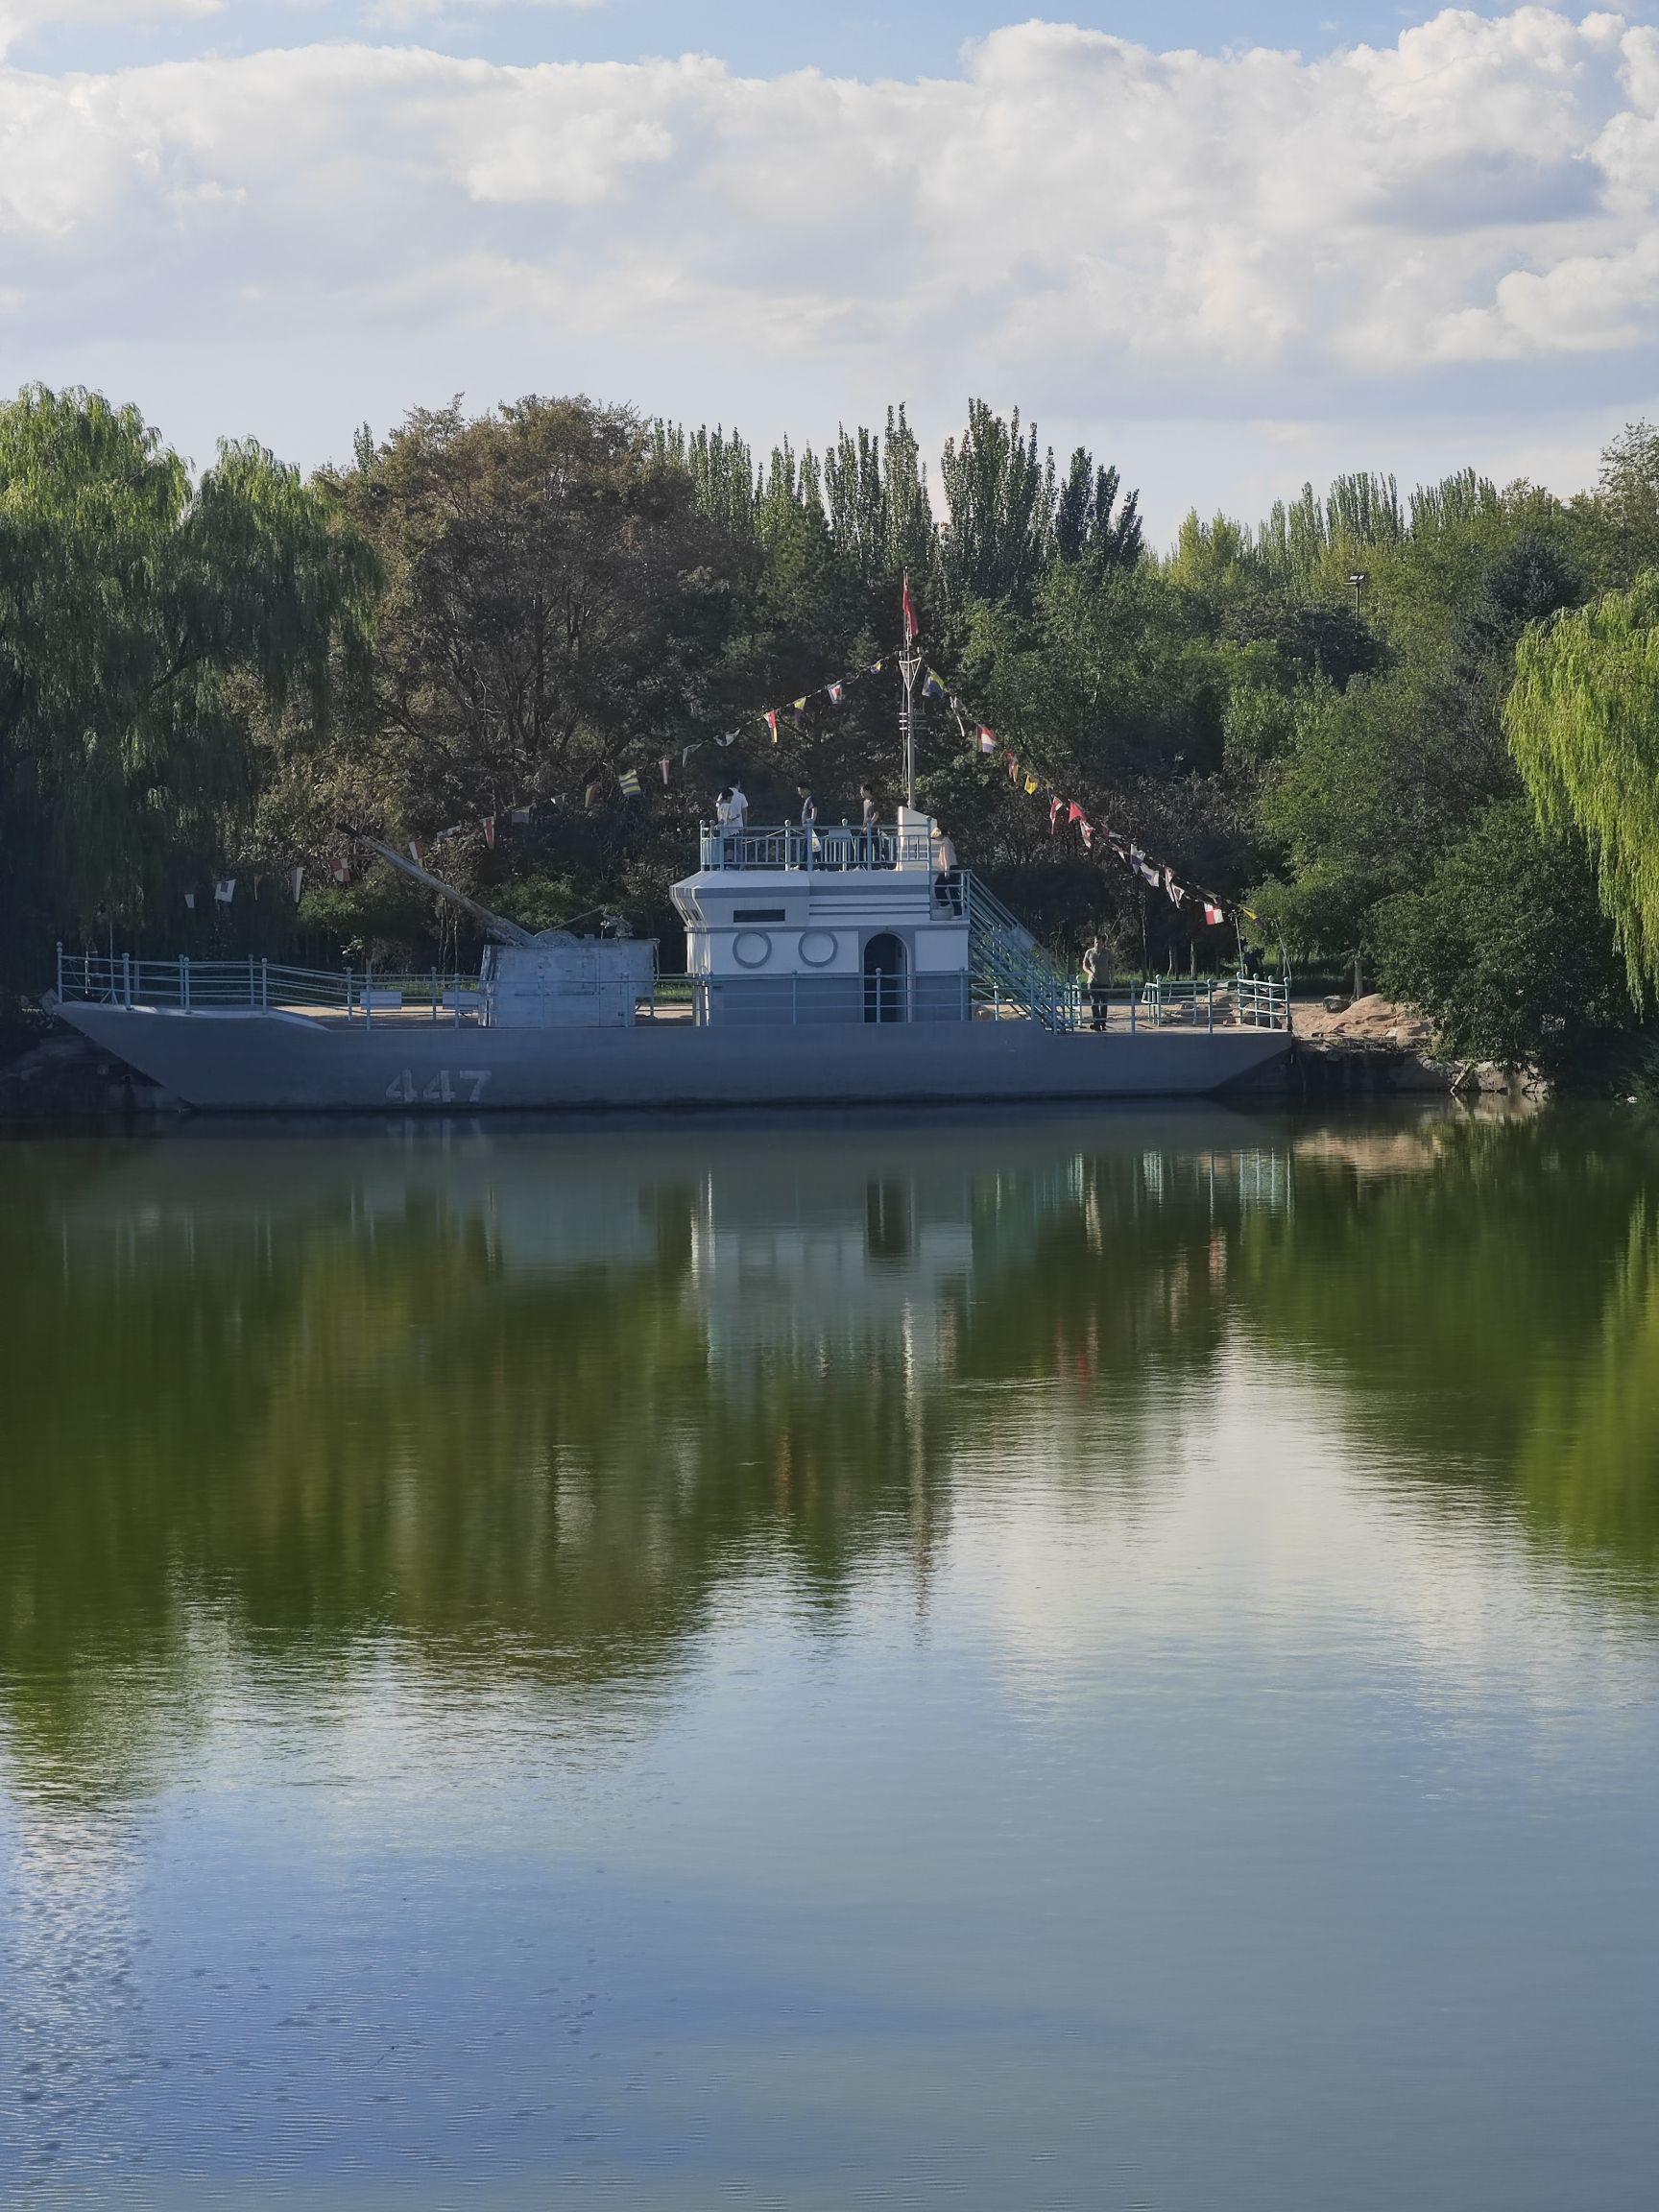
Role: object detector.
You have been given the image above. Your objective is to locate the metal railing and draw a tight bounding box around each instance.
[962,875,1081,1033]
[1132,975,1292,1032]
[695,974,971,1026]
[56,950,487,1026]
[699,821,941,873]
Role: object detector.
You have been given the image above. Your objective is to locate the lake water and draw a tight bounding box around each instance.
[1,1105,1657,2210]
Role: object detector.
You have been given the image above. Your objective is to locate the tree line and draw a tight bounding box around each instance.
[5,379,1659,1076]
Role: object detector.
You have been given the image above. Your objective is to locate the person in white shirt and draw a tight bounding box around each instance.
[729,781,749,831]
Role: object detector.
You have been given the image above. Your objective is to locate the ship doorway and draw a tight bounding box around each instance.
[862,933,908,1024]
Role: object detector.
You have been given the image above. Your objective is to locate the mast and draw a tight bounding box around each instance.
[899,571,921,810]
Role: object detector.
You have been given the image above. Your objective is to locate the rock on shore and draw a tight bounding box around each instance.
[1290,995,1544,1099]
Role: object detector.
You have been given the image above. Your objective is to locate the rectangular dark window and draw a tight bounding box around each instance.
[733,908,787,923]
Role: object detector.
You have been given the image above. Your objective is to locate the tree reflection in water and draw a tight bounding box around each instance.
[2,1106,1657,1799]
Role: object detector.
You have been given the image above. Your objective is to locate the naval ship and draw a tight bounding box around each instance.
[49,807,1289,1113]
[48,634,1290,1113]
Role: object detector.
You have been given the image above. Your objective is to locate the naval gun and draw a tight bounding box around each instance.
[351,831,657,1029]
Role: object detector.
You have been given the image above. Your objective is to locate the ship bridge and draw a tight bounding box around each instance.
[670,805,1080,1030]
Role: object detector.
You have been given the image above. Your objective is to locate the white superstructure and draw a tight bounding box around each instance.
[670,805,971,1026]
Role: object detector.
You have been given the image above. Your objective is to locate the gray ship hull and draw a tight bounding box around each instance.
[58,1002,1290,1112]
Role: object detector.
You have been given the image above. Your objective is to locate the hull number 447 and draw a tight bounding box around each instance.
[384,1070,493,1105]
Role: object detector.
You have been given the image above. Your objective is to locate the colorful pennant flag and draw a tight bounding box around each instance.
[408,840,424,865]
[922,672,947,702]
[481,815,496,849]
[510,806,531,826]
[1203,902,1225,926]
[1024,774,1040,796]
[184,891,196,911]
[618,769,642,798]
[331,857,352,886]
[1080,821,1094,851]
[828,682,846,706]
[1068,802,1085,826]
[659,757,672,785]
[902,573,919,643]
[214,878,236,905]
[290,866,304,903]
[1049,797,1063,833]
[765,709,780,743]
[978,728,998,753]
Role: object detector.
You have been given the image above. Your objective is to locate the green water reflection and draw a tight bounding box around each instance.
[2,1105,1657,1801]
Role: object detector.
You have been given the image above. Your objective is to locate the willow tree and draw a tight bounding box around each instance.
[0,385,377,998]
[1504,573,1659,1000]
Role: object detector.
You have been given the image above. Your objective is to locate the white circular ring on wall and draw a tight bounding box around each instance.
[798,929,838,968]
[733,930,772,969]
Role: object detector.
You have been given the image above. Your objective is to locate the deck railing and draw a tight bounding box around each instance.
[56,946,1292,1036]
[55,950,487,1025]
[699,821,940,872]
[1133,976,1291,1032]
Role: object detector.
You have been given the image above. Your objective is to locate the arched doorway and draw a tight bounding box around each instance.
[862,933,907,1023]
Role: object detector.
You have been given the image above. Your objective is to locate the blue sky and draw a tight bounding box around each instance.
[22,5,1656,75]
[4,4,1658,531]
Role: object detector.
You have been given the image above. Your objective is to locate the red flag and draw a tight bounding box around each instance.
[1007,757,1020,782]
[481,816,495,850]
[1080,820,1094,850]
[1068,802,1085,825]
[902,573,919,643]
[976,727,998,754]
[765,709,780,743]
[1203,901,1225,926]
[1049,797,1063,833]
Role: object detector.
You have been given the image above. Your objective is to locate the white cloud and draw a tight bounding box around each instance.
[2,10,1658,519]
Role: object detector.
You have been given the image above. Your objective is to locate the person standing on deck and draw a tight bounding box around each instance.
[714,786,735,862]
[860,784,878,866]
[798,789,818,867]
[729,781,750,842]
[1083,938,1110,1031]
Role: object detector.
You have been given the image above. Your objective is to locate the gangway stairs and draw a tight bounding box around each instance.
[961,874,1080,1032]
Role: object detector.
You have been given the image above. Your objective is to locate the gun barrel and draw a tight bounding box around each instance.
[354,835,540,949]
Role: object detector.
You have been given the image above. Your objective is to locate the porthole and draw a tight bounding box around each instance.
[733,929,773,969]
[798,929,838,968]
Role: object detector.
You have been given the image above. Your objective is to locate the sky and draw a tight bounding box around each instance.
[5,3,1659,535]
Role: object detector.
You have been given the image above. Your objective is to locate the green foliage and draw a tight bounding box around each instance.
[0,385,374,995]
[1370,800,1631,1071]
[14,377,1659,1084]
[1505,573,1659,1001]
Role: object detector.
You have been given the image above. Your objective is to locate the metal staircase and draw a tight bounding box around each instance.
[961,873,1080,1032]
